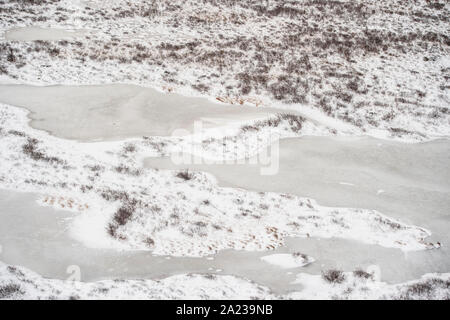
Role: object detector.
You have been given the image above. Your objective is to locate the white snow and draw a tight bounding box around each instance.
[0,0,448,141]
[287,271,450,300]
[260,253,315,269]
[0,102,440,257]
[1,261,449,300]
[0,0,448,300]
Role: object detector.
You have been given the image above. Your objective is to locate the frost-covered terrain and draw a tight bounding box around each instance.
[0,0,449,140]
[1,262,449,300]
[0,103,438,256]
[0,95,447,299]
[0,0,449,300]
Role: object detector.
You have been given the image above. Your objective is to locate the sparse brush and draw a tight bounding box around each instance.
[114,165,141,176]
[87,164,103,172]
[22,138,65,165]
[240,113,305,133]
[176,169,194,181]
[203,274,216,280]
[374,216,403,230]
[396,278,450,300]
[123,143,136,153]
[8,130,26,137]
[353,269,373,279]
[144,237,155,247]
[101,189,131,202]
[7,49,16,63]
[292,252,308,260]
[191,83,210,93]
[0,284,23,299]
[112,201,137,226]
[107,223,118,237]
[322,269,346,284]
[107,199,139,239]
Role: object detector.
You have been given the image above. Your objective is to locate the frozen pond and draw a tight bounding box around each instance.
[0,137,448,292]
[145,136,450,282]
[0,189,311,293]
[0,83,448,293]
[0,84,276,141]
[4,27,88,41]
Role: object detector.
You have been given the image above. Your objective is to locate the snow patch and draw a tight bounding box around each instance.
[260,253,315,269]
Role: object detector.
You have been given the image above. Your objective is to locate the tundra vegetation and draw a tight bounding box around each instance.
[0,0,448,139]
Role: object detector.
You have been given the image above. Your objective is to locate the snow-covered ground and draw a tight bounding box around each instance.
[0,102,438,256]
[0,0,449,300]
[0,92,447,299]
[0,0,449,141]
[1,261,449,300]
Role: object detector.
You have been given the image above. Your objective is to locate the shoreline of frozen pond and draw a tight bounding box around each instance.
[0,187,447,294]
[0,84,278,141]
[0,189,307,294]
[0,84,448,295]
[144,136,450,282]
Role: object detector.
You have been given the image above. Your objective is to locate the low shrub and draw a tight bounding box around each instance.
[176,170,194,181]
[322,269,346,284]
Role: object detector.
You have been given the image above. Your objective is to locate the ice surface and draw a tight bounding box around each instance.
[0,84,277,141]
[145,136,450,282]
[4,27,88,41]
[260,253,315,269]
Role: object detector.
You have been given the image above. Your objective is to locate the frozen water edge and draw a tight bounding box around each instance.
[0,87,447,298]
[144,136,450,282]
[0,188,304,293]
[1,260,449,300]
[0,84,281,141]
[0,0,448,299]
[0,101,439,257]
[0,187,446,291]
